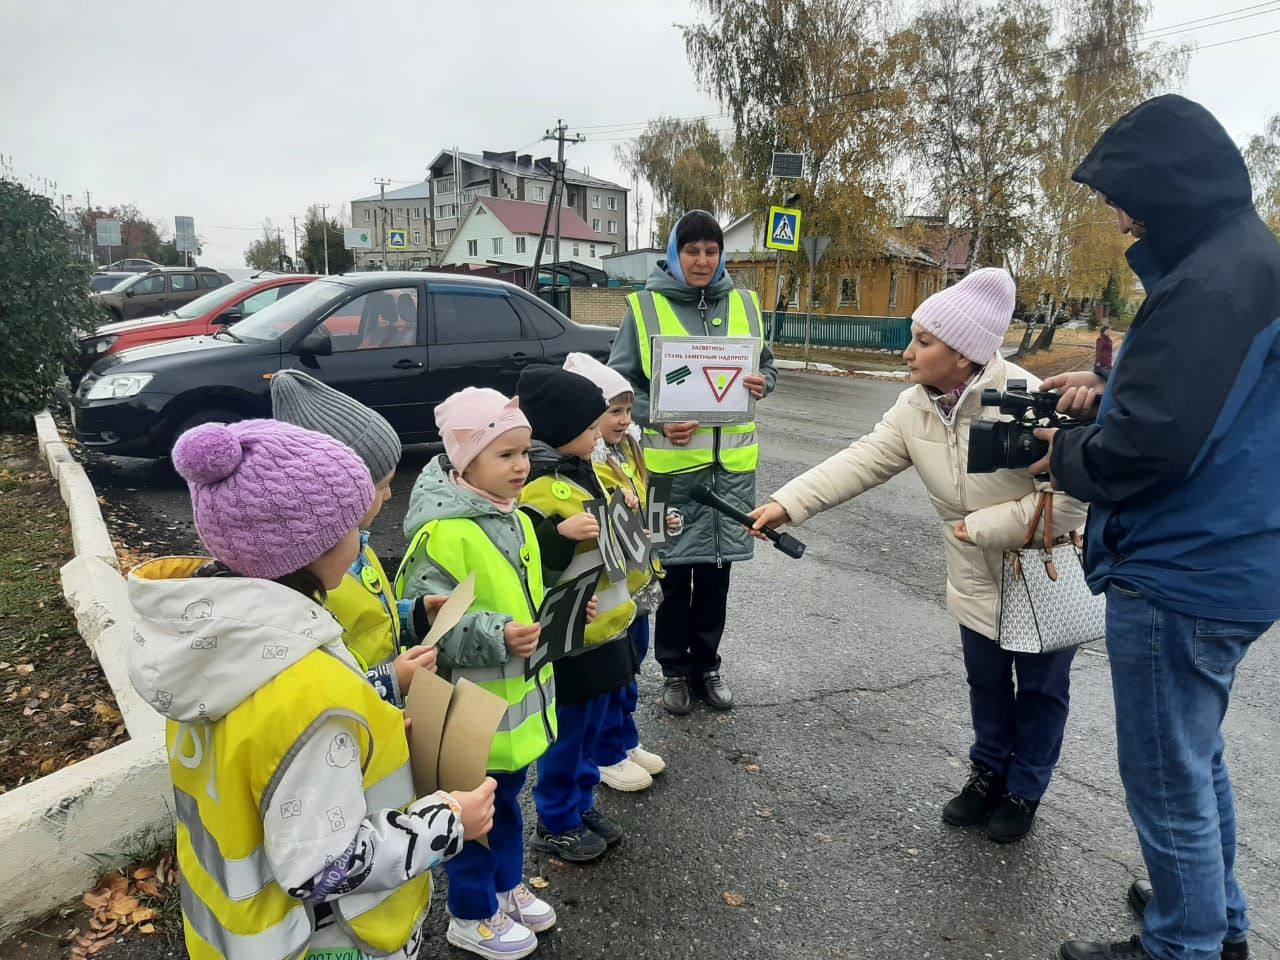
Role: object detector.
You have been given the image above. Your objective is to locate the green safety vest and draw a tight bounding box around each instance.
[628,288,764,475]
[395,512,556,773]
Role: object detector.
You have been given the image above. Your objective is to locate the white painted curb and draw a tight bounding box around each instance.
[0,413,171,938]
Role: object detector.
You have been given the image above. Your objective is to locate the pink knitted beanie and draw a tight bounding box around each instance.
[172,419,374,580]
[434,387,531,473]
[912,267,1016,364]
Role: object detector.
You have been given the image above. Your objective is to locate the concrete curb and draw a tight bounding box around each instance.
[0,412,171,938]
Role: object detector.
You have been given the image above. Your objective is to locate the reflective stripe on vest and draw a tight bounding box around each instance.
[326,545,399,672]
[519,473,637,644]
[628,288,763,474]
[395,512,556,772]
[168,652,429,960]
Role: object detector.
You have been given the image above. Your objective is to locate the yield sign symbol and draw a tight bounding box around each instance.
[703,366,743,402]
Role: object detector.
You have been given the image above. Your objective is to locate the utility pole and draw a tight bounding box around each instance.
[318,203,330,275]
[277,227,286,272]
[542,120,585,295]
[374,178,392,270]
[290,215,299,273]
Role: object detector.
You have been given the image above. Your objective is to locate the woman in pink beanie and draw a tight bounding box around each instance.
[750,268,1089,844]
[126,419,496,960]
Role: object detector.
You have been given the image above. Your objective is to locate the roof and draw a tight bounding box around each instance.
[478,197,602,244]
[602,247,664,259]
[428,149,625,190]
[353,182,432,203]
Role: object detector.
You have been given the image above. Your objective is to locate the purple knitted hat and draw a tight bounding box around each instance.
[172,419,374,580]
[912,267,1016,364]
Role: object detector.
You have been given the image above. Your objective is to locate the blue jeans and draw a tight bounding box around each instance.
[1105,584,1269,960]
[444,768,528,921]
[534,695,609,833]
[594,618,650,767]
[960,626,1076,801]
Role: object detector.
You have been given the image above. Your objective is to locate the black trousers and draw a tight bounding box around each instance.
[655,562,732,678]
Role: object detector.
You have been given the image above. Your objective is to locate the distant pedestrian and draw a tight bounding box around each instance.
[1095,324,1114,372]
[750,268,1088,844]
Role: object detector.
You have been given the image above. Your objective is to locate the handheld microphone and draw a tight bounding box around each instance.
[689,483,806,560]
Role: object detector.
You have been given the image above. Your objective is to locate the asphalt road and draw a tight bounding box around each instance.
[76,372,1280,960]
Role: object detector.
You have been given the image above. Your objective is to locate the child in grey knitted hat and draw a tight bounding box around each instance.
[271,369,442,706]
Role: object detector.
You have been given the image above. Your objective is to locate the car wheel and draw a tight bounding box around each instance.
[170,408,243,451]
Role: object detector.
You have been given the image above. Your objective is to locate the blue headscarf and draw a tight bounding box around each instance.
[665,210,727,287]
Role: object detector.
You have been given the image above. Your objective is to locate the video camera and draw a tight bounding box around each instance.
[966,380,1077,474]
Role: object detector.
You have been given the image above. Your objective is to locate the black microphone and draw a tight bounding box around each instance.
[689,483,806,560]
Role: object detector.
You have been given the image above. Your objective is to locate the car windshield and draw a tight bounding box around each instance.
[111,274,146,292]
[231,279,351,342]
[171,280,254,319]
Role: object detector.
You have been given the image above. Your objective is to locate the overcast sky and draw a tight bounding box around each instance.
[2,0,1277,268]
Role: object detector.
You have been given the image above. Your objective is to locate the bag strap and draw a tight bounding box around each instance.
[1020,493,1049,549]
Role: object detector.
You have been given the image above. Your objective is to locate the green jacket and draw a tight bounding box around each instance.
[608,263,778,565]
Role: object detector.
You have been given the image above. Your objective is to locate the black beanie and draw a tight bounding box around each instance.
[516,365,607,449]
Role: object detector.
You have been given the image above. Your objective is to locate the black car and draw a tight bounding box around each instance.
[71,272,616,458]
[89,271,133,293]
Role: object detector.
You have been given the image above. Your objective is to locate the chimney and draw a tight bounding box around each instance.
[518,154,532,168]
[483,151,516,165]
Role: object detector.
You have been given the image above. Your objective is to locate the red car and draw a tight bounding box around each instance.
[71,273,319,383]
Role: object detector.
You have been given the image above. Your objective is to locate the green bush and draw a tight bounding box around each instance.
[0,181,99,428]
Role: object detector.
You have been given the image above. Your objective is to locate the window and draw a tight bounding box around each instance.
[534,185,546,202]
[589,244,596,258]
[467,239,479,257]
[838,276,861,308]
[200,273,224,289]
[607,220,618,235]
[492,238,503,256]
[437,228,454,244]
[170,273,198,293]
[431,286,522,343]
[364,209,371,221]
[434,176,454,194]
[241,287,286,316]
[591,194,601,209]
[319,287,419,351]
[591,218,601,232]
[133,275,165,295]
[572,242,580,257]
[412,230,422,245]
[516,236,527,254]
[888,270,899,310]
[607,196,618,211]
[436,203,457,219]
[515,297,566,339]
[413,207,421,219]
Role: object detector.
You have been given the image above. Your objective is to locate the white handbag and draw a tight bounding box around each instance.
[996,493,1106,654]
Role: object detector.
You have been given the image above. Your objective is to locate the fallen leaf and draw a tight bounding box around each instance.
[39,758,58,775]
[16,664,34,676]
[82,891,110,910]
[110,895,139,917]
[528,876,549,890]
[131,867,155,881]
[130,906,157,923]
[138,923,156,934]
[721,891,746,907]
[742,762,761,774]
[92,702,123,725]
[135,880,161,898]
[755,807,773,818]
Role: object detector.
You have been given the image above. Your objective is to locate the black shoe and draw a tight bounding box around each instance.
[699,671,733,710]
[662,676,693,715]
[581,808,623,847]
[529,821,607,863]
[942,763,1005,827]
[1128,879,1249,959]
[986,792,1039,843]
[1060,935,1151,959]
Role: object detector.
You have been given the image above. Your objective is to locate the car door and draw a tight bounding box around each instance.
[425,282,544,427]
[169,272,200,309]
[123,274,167,319]
[282,282,433,441]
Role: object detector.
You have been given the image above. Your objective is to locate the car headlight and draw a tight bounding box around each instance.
[84,373,154,401]
[80,335,119,356]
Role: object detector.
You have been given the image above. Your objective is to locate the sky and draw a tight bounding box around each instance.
[2,0,1278,269]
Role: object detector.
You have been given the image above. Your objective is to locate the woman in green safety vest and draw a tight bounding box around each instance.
[608,210,778,716]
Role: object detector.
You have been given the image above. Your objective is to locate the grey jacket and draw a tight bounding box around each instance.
[608,262,778,565]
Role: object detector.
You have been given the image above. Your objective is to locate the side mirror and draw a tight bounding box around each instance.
[125,288,136,298]
[295,331,333,357]
[215,308,243,325]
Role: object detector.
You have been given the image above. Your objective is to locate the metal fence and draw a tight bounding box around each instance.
[764,312,912,352]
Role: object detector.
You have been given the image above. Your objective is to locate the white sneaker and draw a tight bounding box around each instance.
[446,911,538,960]
[628,744,666,776]
[499,882,557,933]
[598,758,653,792]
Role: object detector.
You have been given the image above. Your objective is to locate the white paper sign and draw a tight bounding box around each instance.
[649,335,758,425]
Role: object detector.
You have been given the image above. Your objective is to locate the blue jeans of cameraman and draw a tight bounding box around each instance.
[1106,583,1269,960]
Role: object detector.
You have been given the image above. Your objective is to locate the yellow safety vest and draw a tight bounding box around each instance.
[628,288,764,475]
[395,512,556,772]
[326,543,399,672]
[169,648,429,960]
[594,436,661,596]
[519,473,636,645]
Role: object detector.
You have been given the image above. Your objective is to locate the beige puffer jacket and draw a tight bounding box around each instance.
[770,358,1088,639]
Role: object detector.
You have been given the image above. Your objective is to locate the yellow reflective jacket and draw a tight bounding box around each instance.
[326,538,400,672]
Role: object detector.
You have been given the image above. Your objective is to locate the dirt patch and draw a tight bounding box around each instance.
[0,432,127,793]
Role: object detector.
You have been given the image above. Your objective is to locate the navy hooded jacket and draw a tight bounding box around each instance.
[1051,94,1280,622]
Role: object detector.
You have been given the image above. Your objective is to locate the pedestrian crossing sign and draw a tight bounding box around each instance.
[387,228,408,250]
[766,206,802,252]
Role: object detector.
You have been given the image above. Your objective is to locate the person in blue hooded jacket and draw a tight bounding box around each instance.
[608,211,777,716]
[1034,95,1280,960]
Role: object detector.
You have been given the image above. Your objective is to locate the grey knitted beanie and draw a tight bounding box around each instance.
[270,369,402,483]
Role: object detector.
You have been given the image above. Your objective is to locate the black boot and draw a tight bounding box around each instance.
[987,792,1039,843]
[699,671,733,710]
[1059,935,1151,959]
[662,676,693,715]
[942,763,1004,827]
[1128,879,1249,959]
